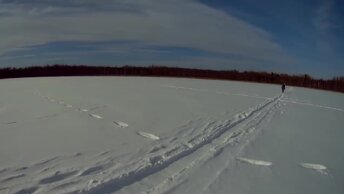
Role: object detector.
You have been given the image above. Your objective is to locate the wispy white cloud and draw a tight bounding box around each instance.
[313,0,337,31]
[0,0,296,68]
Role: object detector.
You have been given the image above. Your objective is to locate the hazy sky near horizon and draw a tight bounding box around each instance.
[0,0,343,78]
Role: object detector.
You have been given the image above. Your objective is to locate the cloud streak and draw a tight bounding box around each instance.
[0,0,296,70]
[313,0,336,31]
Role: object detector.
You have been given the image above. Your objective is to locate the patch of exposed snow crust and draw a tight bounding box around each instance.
[300,163,328,174]
[89,113,103,119]
[236,157,272,166]
[114,121,129,128]
[137,132,160,140]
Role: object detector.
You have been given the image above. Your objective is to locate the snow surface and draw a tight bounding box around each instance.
[0,77,343,194]
[299,163,328,174]
[236,157,272,166]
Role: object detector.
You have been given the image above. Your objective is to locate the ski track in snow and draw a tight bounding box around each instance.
[161,84,344,113]
[39,171,79,184]
[1,92,283,193]
[281,99,344,112]
[80,94,283,194]
[1,174,25,183]
[13,186,38,194]
[2,88,333,193]
[141,94,282,194]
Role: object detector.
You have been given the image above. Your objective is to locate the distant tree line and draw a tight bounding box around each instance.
[0,65,343,93]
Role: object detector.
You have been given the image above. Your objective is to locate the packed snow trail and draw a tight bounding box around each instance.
[0,93,282,194]
[1,77,343,194]
[82,94,283,194]
[162,84,344,113]
[140,94,283,194]
[280,98,344,112]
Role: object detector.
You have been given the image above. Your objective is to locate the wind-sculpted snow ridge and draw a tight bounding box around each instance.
[0,92,281,194]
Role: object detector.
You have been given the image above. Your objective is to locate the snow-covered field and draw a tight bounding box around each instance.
[0,77,343,194]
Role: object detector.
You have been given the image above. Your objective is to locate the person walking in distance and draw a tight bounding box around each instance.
[282,83,286,93]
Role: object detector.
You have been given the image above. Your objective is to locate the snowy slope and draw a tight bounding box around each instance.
[0,77,343,194]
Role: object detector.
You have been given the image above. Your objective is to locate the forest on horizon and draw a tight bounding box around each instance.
[0,65,343,93]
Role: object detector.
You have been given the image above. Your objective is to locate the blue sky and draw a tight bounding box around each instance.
[0,0,343,78]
